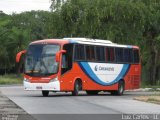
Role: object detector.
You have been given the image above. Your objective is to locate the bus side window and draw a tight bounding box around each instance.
[129,49,133,63]
[106,47,115,62]
[62,54,67,68]
[133,49,140,63]
[86,45,95,61]
[124,48,133,63]
[96,46,105,62]
[106,47,109,62]
[115,48,124,63]
[124,49,128,63]
[110,48,115,62]
[74,44,85,60]
[62,44,73,75]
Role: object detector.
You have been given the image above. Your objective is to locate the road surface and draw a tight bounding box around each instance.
[0,85,160,120]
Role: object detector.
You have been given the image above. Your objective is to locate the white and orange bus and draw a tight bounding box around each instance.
[16,38,141,96]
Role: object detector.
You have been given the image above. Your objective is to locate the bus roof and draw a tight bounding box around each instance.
[30,38,139,49]
[63,38,113,44]
[63,38,139,49]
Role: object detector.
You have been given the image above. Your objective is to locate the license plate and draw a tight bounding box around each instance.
[36,86,42,90]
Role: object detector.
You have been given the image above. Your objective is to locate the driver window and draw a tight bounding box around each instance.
[62,54,68,69]
[61,44,73,75]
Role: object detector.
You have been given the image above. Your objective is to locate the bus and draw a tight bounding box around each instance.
[16,38,141,96]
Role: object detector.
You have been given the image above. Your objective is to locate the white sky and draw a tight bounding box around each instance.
[0,0,51,14]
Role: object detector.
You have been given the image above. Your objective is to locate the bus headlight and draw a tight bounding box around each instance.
[24,78,30,82]
[50,77,58,82]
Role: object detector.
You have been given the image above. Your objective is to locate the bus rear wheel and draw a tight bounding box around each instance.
[86,90,99,95]
[111,80,124,96]
[42,90,49,97]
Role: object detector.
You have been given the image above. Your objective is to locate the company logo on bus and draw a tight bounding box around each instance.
[94,65,114,72]
[94,65,98,71]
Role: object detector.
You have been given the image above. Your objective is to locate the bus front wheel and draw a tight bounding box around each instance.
[72,80,80,96]
[42,90,49,97]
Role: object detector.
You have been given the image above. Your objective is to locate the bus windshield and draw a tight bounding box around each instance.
[25,44,60,77]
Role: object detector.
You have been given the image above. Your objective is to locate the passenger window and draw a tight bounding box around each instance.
[74,44,85,60]
[124,48,133,63]
[115,48,124,63]
[106,47,115,62]
[133,49,139,63]
[86,45,95,61]
[96,46,105,62]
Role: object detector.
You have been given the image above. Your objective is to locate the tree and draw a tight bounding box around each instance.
[140,0,160,85]
[50,0,66,11]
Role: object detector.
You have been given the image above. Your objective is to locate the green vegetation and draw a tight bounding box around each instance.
[0,0,160,86]
[141,80,160,89]
[0,74,23,84]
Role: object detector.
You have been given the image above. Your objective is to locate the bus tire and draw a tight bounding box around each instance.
[111,80,125,96]
[42,90,49,97]
[86,90,99,95]
[72,80,80,96]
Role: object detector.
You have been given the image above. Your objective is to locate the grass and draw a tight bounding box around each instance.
[140,81,160,91]
[134,94,160,105]
[0,74,23,85]
[141,85,160,89]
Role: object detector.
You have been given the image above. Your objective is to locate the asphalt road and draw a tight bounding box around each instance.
[0,85,160,120]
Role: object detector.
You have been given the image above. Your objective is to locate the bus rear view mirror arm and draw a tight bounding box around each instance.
[16,50,27,63]
[56,50,66,62]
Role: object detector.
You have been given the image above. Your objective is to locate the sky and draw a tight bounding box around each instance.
[0,0,51,14]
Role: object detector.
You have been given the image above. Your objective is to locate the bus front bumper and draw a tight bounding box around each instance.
[24,80,60,91]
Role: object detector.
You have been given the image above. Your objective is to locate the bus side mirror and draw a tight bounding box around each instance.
[56,50,66,62]
[16,50,27,63]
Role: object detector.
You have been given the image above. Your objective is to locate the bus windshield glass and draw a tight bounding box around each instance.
[25,44,60,76]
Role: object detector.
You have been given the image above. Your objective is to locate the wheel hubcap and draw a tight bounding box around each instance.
[119,84,123,93]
